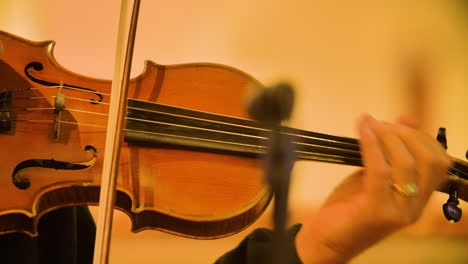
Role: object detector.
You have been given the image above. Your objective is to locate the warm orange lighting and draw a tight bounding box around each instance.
[1,0,467,263]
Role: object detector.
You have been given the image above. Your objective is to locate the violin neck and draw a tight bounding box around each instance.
[125,98,362,165]
[124,99,467,183]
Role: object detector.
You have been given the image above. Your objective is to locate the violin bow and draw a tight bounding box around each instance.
[93,0,141,263]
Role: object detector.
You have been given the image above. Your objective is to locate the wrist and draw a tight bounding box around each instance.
[296,225,351,264]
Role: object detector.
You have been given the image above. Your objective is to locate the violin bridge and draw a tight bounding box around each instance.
[54,82,65,140]
[0,88,12,132]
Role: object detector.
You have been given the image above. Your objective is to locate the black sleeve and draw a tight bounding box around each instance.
[0,206,95,264]
[215,224,303,264]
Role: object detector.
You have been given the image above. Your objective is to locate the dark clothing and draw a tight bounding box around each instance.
[215,224,303,264]
[0,208,301,264]
[0,207,95,264]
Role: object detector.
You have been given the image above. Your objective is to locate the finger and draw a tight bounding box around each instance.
[395,115,419,129]
[367,119,418,198]
[357,115,392,200]
[392,124,451,200]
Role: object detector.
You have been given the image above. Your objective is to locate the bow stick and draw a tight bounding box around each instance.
[93,0,141,263]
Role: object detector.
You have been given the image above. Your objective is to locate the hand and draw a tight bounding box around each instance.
[296,115,452,263]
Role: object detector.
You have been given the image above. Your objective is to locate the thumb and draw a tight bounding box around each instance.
[395,115,419,129]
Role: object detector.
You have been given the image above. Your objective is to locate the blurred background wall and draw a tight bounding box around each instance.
[1,0,467,263]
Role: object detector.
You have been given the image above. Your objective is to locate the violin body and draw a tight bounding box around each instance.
[1,31,467,239]
[0,31,271,239]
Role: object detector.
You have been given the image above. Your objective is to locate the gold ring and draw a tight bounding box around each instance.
[392,183,419,197]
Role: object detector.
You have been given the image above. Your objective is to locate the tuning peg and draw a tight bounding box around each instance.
[443,187,462,223]
[436,127,447,150]
[436,127,462,222]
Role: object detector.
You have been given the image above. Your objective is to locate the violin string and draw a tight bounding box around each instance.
[66,96,109,104]
[4,86,61,92]
[8,100,361,161]
[126,116,267,139]
[124,128,362,164]
[448,162,467,173]
[7,106,360,155]
[4,86,356,147]
[9,115,359,158]
[12,119,53,123]
[66,108,108,116]
[2,87,36,93]
[8,115,458,171]
[11,118,468,176]
[4,94,360,149]
[4,85,112,97]
[8,119,361,165]
[4,85,359,146]
[128,102,359,148]
[29,86,64,90]
[8,119,465,178]
[0,107,55,111]
[3,99,461,169]
[0,96,53,102]
[2,100,451,165]
[122,119,467,178]
[3,108,108,119]
[449,168,467,179]
[5,95,108,105]
[11,119,106,128]
[5,87,466,178]
[60,120,107,128]
[2,85,459,157]
[126,116,360,155]
[56,85,110,97]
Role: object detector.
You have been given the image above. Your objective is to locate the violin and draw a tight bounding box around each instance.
[0,30,467,239]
